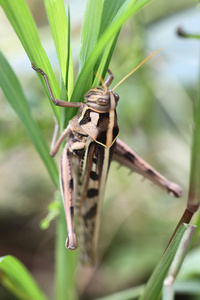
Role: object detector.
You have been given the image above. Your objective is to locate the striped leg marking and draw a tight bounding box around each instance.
[60,146,77,250]
[113,138,183,197]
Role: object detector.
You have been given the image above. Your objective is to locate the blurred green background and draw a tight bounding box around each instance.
[0,0,199,299]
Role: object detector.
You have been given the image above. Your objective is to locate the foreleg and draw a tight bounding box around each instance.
[32,63,82,108]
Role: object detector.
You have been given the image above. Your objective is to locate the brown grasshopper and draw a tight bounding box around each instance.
[32,51,182,264]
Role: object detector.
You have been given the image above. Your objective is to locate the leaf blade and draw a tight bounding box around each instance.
[0,52,59,187]
[72,0,151,103]
[79,0,103,73]
[0,255,47,300]
[139,224,189,300]
[43,0,74,93]
[1,0,60,119]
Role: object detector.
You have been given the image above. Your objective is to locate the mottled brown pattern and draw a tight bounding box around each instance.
[32,65,183,265]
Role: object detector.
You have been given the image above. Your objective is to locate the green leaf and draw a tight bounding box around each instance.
[43,0,74,97]
[162,225,196,300]
[94,284,144,300]
[188,71,200,211]
[93,0,127,82]
[0,255,47,300]
[43,0,75,132]
[92,35,117,87]
[0,52,59,187]
[1,0,60,119]
[139,224,188,300]
[99,0,127,36]
[73,0,150,96]
[55,195,78,300]
[66,0,151,123]
[79,0,103,74]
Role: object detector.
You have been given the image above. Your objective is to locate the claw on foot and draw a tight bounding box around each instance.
[31,63,45,75]
[167,182,183,198]
[66,232,78,251]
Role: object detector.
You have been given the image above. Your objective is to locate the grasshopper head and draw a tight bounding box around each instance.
[84,86,119,112]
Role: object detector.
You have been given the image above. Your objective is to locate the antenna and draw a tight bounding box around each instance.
[95,70,108,94]
[112,48,162,92]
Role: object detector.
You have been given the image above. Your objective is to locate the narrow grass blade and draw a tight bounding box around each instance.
[92,35,117,87]
[0,52,59,187]
[55,194,78,300]
[94,284,144,300]
[79,0,103,73]
[0,255,47,300]
[43,0,75,133]
[192,210,200,244]
[69,0,151,122]
[74,0,151,94]
[1,0,60,119]
[188,73,200,213]
[167,44,200,241]
[98,0,127,36]
[67,10,74,101]
[139,224,189,300]
[162,225,196,300]
[43,0,74,95]
[93,0,130,82]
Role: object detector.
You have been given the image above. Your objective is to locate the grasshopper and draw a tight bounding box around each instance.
[32,51,182,264]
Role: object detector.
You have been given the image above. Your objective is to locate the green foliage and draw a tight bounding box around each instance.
[94,285,144,300]
[79,0,103,72]
[139,225,191,300]
[1,0,199,299]
[71,0,152,106]
[0,256,47,300]
[0,0,60,119]
[0,0,154,299]
[0,52,59,187]
[188,74,200,209]
[43,0,73,94]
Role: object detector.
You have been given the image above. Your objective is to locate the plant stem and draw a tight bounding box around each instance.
[55,194,78,300]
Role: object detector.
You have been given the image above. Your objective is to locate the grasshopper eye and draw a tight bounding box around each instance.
[97,96,109,105]
[114,93,119,101]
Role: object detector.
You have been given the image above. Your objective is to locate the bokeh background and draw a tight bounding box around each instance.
[0,0,199,299]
